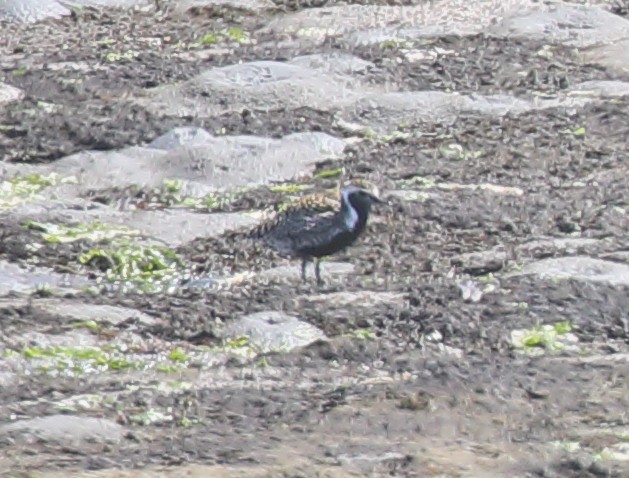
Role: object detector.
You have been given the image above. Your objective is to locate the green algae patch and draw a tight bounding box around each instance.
[438,143,482,161]
[130,408,201,428]
[130,408,174,426]
[315,167,343,179]
[202,191,240,211]
[0,173,77,210]
[168,347,189,363]
[80,241,186,293]
[511,321,579,355]
[156,363,182,374]
[25,220,139,243]
[398,175,436,189]
[103,50,139,62]
[148,179,242,212]
[12,67,28,77]
[55,393,107,413]
[214,336,259,360]
[562,126,586,137]
[21,345,139,376]
[194,28,253,48]
[269,183,310,195]
[380,38,414,49]
[179,417,202,428]
[224,27,251,44]
[71,320,102,333]
[350,328,377,341]
[200,33,219,45]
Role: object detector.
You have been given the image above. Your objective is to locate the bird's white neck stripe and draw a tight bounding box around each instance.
[341,189,359,230]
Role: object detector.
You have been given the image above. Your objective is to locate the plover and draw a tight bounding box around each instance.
[249,185,383,284]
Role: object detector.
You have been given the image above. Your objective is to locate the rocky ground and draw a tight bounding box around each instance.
[0,0,628,477]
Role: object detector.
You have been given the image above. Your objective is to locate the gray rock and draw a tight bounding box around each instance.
[147,127,215,151]
[340,89,598,133]
[344,22,516,47]
[261,0,537,43]
[0,367,16,388]
[341,91,531,134]
[46,132,345,193]
[0,415,125,444]
[8,329,99,350]
[34,300,159,326]
[288,53,374,75]
[139,60,377,117]
[488,4,629,48]
[282,132,346,158]
[116,209,259,245]
[0,260,90,296]
[0,0,69,23]
[0,82,24,106]
[64,0,150,6]
[8,200,259,246]
[600,251,629,263]
[451,249,508,275]
[221,311,327,353]
[0,0,149,23]
[515,238,602,259]
[570,80,629,98]
[581,39,629,76]
[172,0,275,14]
[516,256,629,287]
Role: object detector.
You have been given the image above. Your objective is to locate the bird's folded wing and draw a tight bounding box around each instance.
[248,206,334,239]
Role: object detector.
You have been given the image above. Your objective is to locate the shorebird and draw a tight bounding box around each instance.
[248,185,384,284]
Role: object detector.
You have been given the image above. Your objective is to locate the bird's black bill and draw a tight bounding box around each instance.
[368,193,385,204]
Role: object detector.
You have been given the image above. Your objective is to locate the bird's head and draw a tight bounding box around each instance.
[341,185,384,213]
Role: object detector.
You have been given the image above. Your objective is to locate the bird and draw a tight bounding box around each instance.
[248,185,384,284]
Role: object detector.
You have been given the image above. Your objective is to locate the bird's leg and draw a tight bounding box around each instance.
[315,258,323,286]
[301,257,308,282]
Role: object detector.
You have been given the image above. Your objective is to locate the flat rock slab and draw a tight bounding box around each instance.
[0,0,149,22]
[488,4,629,48]
[8,199,259,246]
[581,39,629,76]
[515,238,605,259]
[33,299,159,326]
[451,249,508,275]
[172,0,276,14]
[515,256,629,287]
[0,0,69,22]
[138,60,380,117]
[288,53,375,75]
[0,260,90,296]
[0,82,23,106]
[147,126,215,151]
[6,329,99,350]
[111,209,259,246]
[340,88,600,134]
[0,415,125,444]
[570,80,629,98]
[65,0,149,5]
[262,0,539,43]
[220,311,327,353]
[341,91,532,134]
[46,131,346,193]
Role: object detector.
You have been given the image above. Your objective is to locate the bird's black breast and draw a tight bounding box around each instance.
[295,223,360,258]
